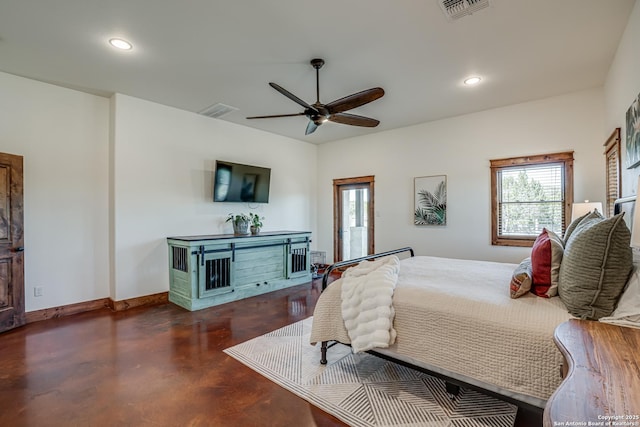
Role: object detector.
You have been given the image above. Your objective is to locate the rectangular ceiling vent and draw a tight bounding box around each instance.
[438,0,490,21]
[198,103,238,119]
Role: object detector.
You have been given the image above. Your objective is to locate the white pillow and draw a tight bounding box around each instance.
[599,265,640,328]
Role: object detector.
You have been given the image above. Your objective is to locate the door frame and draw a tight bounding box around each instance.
[333,175,375,262]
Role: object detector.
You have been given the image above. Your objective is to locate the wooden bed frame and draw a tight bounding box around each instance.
[318,246,543,419]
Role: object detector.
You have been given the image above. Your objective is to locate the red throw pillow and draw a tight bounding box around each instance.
[530,228,564,297]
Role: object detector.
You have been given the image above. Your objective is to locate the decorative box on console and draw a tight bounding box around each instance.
[166,231,312,311]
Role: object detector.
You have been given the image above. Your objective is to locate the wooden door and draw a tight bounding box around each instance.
[333,176,375,262]
[0,152,25,333]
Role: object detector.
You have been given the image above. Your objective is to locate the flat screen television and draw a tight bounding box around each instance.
[213,160,271,203]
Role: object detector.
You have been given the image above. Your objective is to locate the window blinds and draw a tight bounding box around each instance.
[498,163,565,237]
[606,148,619,217]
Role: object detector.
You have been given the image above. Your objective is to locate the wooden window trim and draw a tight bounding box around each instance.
[604,128,621,217]
[490,152,574,247]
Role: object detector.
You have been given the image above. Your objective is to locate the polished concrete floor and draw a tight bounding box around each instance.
[0,280,541,426]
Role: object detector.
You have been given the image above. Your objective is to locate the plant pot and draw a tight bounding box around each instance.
[250,226,260,235]
[233,220,249,235]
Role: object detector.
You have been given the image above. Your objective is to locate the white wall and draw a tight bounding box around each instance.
[605,0,640,195]
[317,89,605,264]
[0,72,317,310]
[111,94,317,300]
[4,0,638,309]
[0,72,110,311]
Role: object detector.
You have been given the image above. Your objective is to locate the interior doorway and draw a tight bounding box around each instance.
[333,176,375,262]
[0,152,25,333]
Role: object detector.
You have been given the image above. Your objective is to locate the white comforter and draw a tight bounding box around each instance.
[310,255,574,408]
[341,255,400,353]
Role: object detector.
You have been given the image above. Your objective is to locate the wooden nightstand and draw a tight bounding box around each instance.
[543,319,640,426]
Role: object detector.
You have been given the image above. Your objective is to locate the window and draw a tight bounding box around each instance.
[604,128,621,217]
[491,152,574,247]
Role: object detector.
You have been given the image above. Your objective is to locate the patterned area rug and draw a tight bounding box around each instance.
[224,317,517,427]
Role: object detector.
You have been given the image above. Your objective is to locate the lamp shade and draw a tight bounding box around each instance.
[571,201,603,222]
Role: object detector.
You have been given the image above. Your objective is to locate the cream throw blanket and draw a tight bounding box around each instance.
[340,255,400,353]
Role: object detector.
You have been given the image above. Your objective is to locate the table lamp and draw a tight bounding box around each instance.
[571,200,603,222]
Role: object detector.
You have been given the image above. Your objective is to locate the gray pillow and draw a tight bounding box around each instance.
[558,213,633,320]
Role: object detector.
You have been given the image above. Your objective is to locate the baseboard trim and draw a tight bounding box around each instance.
[25,292,169,324]
[107,292,169,312]
[25,298,111,324]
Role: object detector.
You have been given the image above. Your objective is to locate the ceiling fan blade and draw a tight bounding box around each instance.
[329,113,380,128]
[246,113,305,119]
[305,121,319,135]
[269,83,318,113]
[325,87,385,114]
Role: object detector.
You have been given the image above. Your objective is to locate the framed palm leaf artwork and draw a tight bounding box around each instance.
[626,92,640,169]
[414,175,447,226]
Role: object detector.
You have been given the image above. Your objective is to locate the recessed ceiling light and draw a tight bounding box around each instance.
[464,76,482,86]
[109,38,132,50]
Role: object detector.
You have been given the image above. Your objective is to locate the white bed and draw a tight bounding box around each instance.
[310,254,574,410]
[311,199,640,413]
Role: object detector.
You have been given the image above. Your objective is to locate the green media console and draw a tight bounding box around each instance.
[166,231,312,311]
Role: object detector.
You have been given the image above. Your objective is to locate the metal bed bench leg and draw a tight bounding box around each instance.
[320,341,328,364]
[445,382,460,397]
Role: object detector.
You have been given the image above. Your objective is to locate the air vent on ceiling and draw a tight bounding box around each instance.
[438,0,490,21]
[198,103,238,119]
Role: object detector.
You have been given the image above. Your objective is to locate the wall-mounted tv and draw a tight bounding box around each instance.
[213,160,271,203]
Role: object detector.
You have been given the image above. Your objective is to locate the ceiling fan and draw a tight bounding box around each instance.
[246,58,384,135]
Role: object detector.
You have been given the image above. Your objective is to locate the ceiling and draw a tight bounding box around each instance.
[0,0,635,144]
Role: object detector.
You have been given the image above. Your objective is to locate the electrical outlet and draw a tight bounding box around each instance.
[34,286,43,297]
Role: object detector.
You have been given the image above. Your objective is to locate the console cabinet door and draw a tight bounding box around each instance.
[234,244,286,287]
[288,241,310,279]
[198,250,233,298]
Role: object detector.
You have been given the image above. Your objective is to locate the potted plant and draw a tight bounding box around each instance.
[249,213,264,235]
[226,213,251,235]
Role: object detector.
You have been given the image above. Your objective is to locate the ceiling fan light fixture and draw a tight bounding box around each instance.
[109,38,133,50]
[464,76,482,85]
[310,114,328,125]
